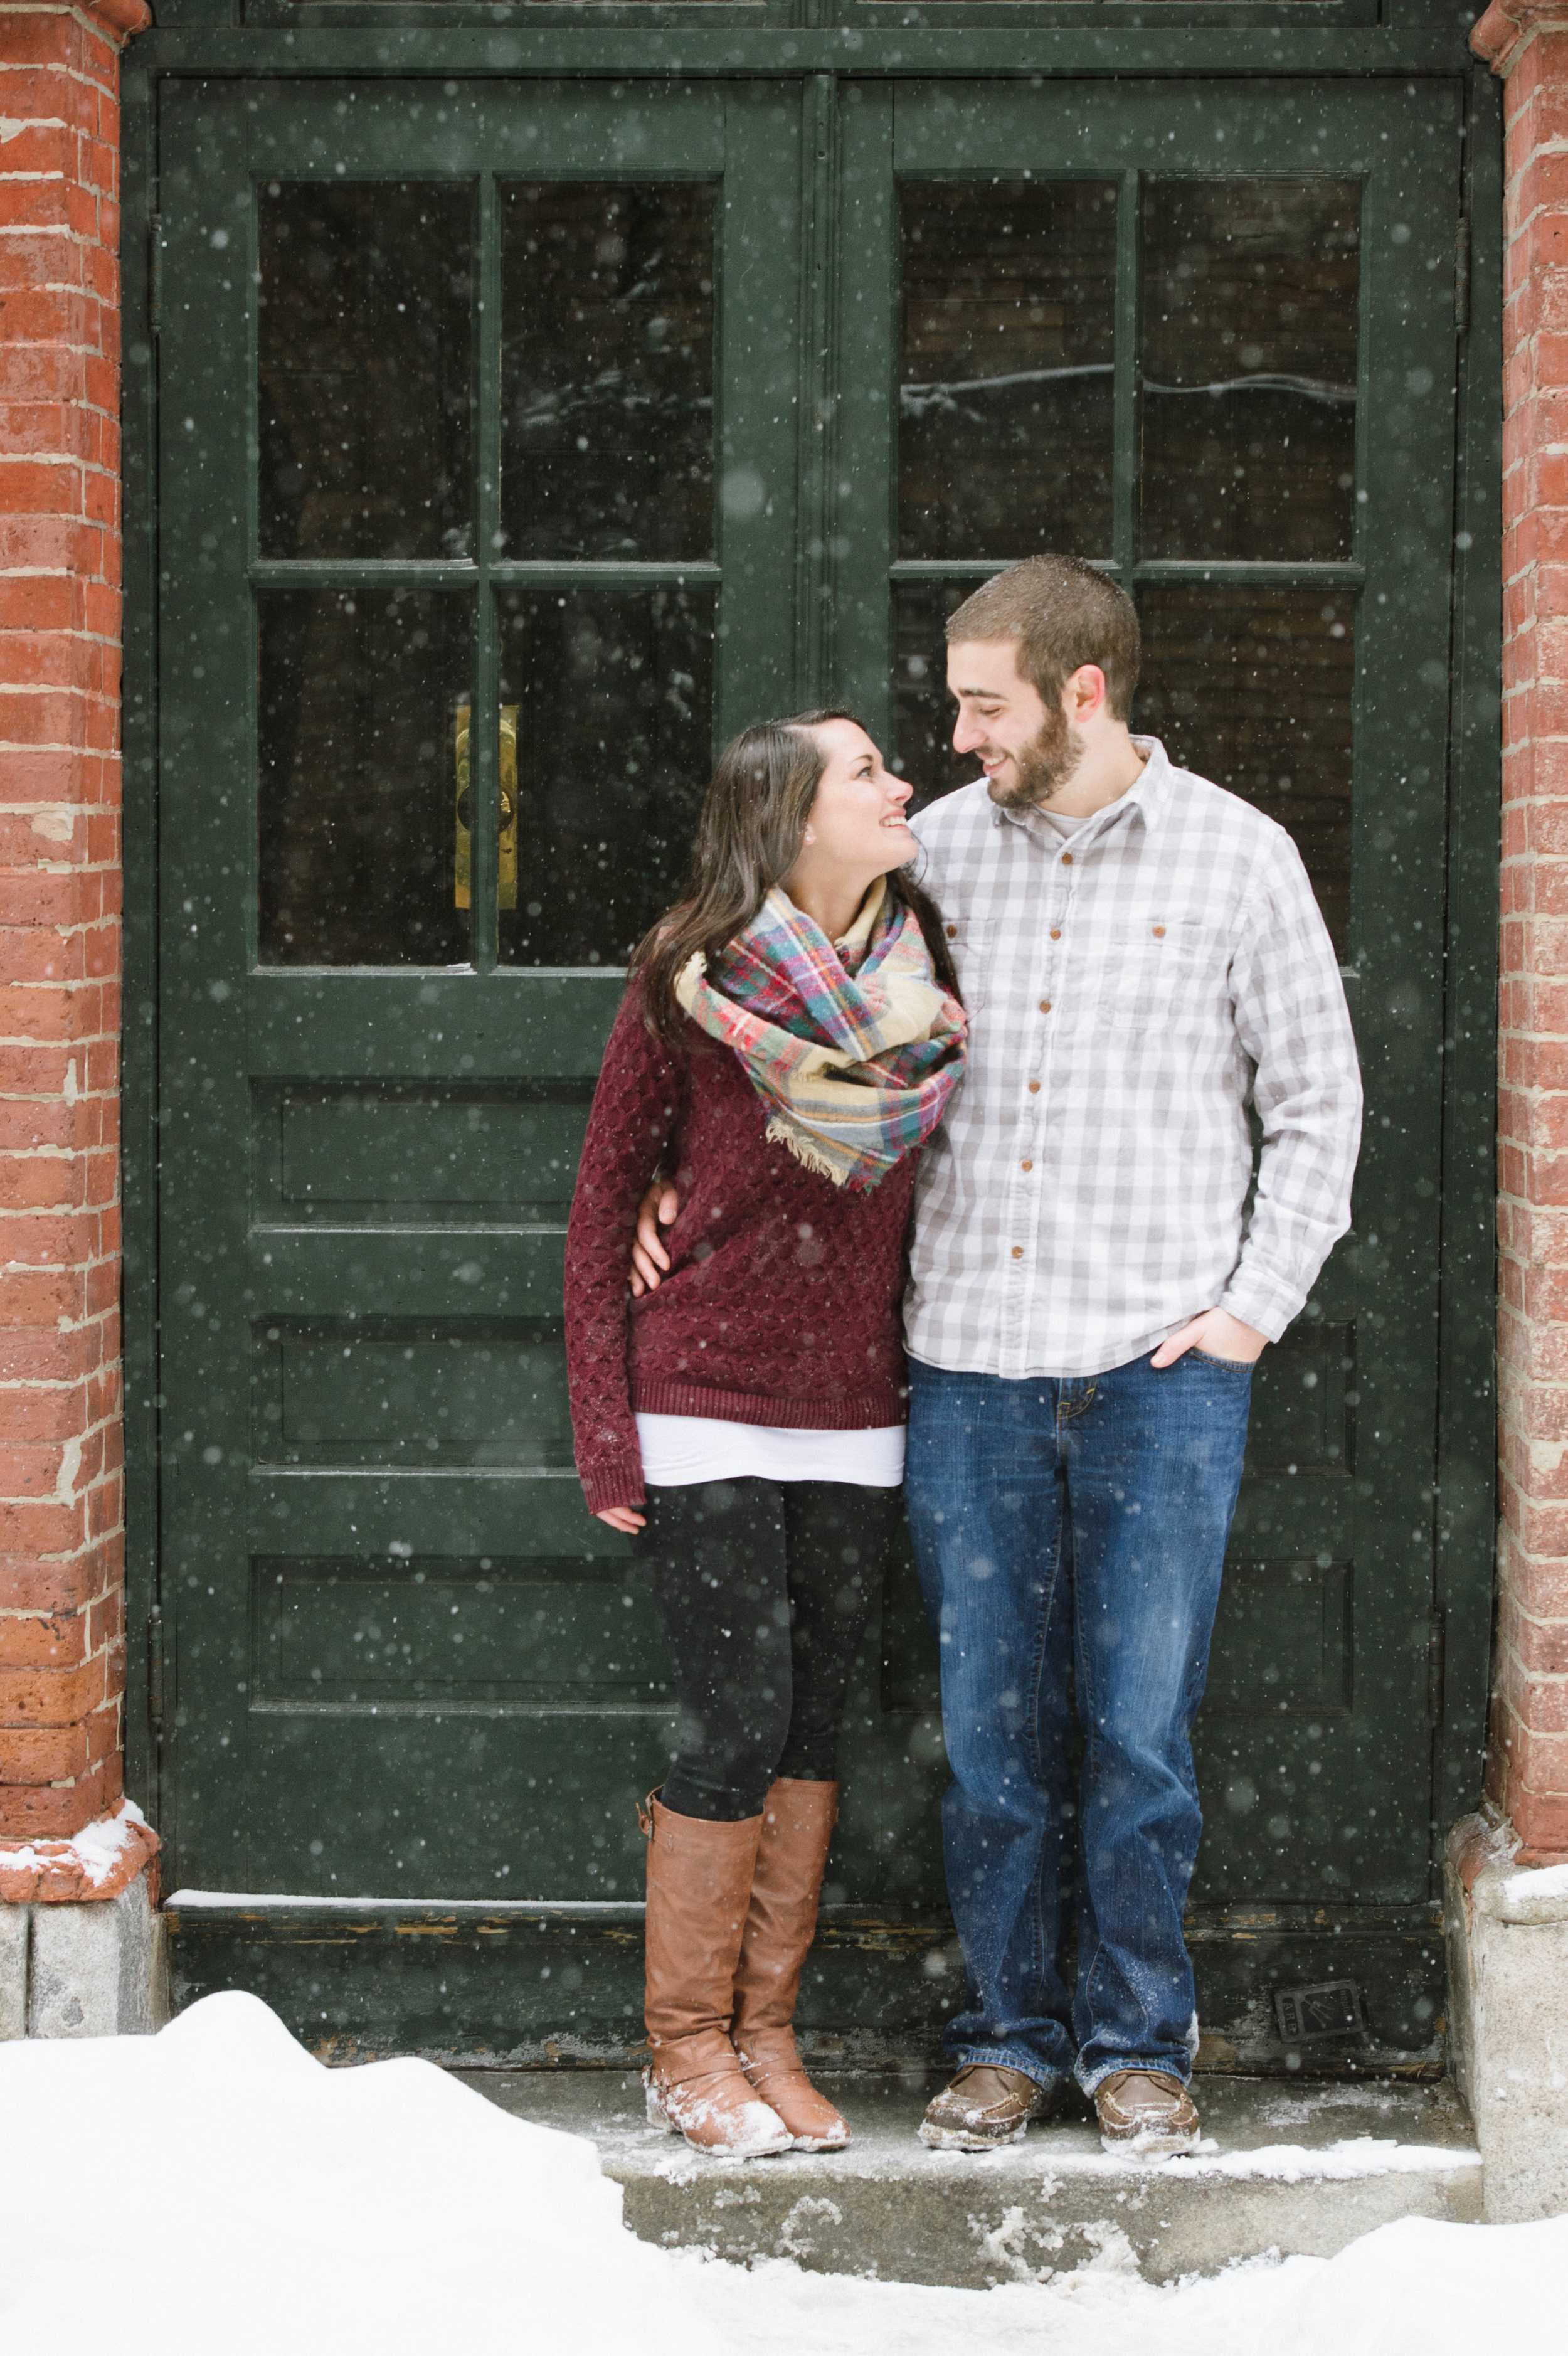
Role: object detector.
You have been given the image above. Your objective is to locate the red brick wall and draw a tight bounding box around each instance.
[0,0,146,1842]
[1476,3,1568,1864]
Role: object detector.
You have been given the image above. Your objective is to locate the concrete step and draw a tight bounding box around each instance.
[453,2066,1481,2288]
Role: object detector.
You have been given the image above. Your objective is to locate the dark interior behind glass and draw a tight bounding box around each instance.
[258,181,474,563]
[899,179,1117,563]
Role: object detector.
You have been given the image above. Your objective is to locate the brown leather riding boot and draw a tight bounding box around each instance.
[640,1790,793,2158]
[730,1778,850,2151]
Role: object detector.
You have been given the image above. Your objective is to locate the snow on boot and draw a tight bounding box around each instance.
[640,1789,793,2159]
[1093,2069,1200,2155]
[731,1778,850,2152]
[919,2063,1054,2150]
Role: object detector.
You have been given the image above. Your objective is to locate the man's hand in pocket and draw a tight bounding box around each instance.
[1150,1307,1267,1369]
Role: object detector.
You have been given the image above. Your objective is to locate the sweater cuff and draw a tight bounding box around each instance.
[581,1459,647,1517]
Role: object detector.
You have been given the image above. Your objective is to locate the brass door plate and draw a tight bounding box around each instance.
[453,701,519,911]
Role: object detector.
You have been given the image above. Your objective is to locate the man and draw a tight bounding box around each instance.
[633,555,1361,2155]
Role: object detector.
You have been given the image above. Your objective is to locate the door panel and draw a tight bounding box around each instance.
[159,78,801,1899]
[838,81,1461,1921]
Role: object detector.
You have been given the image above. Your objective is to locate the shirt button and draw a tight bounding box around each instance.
[1027,1080,1041,1094]
[1153,924,1166,938]
[1049,928,1061,941]
[1010,1246,1024,1259]
[1021,1159,1034,1172]
[1039,1000,1051,1014]
[1061,852,1073,866]
[946,923,957,938]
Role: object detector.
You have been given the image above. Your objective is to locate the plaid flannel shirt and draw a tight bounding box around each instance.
[904,736,1362,1381]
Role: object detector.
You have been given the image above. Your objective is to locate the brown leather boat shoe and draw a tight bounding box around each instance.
[1093,2068,1200,2155]
[918,2062,1057,2150]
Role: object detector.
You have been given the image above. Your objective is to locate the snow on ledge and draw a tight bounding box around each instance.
[0,1800,159,1905]
[1496,1857,1568,1921]
[1027,2136,1480,2184]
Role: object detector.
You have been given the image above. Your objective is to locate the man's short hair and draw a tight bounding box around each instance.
[945,556,1140,723]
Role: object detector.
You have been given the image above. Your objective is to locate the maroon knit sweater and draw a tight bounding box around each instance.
[564,985,918,1514]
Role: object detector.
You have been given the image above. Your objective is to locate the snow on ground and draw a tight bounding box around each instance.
[0,1992,1560,2356]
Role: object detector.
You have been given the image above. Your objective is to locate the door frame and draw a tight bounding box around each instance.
[118,31,1501,2062]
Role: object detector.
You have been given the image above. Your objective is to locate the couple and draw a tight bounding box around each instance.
[564,555,1362,2163]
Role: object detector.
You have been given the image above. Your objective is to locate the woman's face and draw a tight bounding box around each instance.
[800,719,918,879]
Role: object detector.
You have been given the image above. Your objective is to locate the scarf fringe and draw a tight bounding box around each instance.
[765,1113,860,1189]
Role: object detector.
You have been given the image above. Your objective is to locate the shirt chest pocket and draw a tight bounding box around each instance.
[938,915,999,1015]
[1086,917,1229,1031]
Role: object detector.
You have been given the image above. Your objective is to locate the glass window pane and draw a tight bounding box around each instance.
[900,179,1116,562]
[496,585,716,966]
[1136,586,1353,953]
[258,184,474,561]
[892,578,977,808]
[258,589,474,967]
[500,184,716,561]
[1140,180,1360,563]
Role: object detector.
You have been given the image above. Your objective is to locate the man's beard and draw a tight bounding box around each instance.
[983,702,1086,812]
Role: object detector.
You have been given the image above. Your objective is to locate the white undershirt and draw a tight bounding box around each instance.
[635,1414,906,1489]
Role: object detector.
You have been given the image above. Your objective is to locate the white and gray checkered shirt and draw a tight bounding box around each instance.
[904,736,1362,1381]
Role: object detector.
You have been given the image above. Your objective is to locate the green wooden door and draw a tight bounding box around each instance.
[832,80,1465,2015]
[157,78,803,1905]
[157,69,1476,2063]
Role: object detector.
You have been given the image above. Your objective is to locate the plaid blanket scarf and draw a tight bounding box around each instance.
[675,879,968,1189]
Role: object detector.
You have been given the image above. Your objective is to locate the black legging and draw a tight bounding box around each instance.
[632,1478,898,1821]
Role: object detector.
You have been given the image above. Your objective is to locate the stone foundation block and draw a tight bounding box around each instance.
[0,1904,26,2041]
[1446,1812,1568,2224]
[5,1872,167,2040]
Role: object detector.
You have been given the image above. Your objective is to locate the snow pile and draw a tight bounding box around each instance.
[0,1992,704,2356]
[1,1993,1562,2356]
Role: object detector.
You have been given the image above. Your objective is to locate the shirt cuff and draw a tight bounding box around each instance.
[1217,1266,1303,1347]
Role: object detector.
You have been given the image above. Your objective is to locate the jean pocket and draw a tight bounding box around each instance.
[1189,1347,1256,1373]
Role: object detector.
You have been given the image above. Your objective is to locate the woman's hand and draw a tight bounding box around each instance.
[630,1179,681,1296]
[594,1504,647,1534]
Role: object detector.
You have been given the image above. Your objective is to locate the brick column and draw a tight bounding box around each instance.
[0,0,147,1853]
[1475,1,1568,1865]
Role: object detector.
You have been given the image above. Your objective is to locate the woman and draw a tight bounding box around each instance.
[564,709,965,2160]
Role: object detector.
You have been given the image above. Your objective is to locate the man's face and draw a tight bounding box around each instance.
[946,638,1085,810]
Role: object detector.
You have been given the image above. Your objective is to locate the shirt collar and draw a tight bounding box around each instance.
[987,734,1173,842]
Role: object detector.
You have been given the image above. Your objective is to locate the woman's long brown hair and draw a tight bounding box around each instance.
[629,708,960,1045]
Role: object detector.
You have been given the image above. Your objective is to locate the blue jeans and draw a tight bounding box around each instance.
[904,1350,1253,2094]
